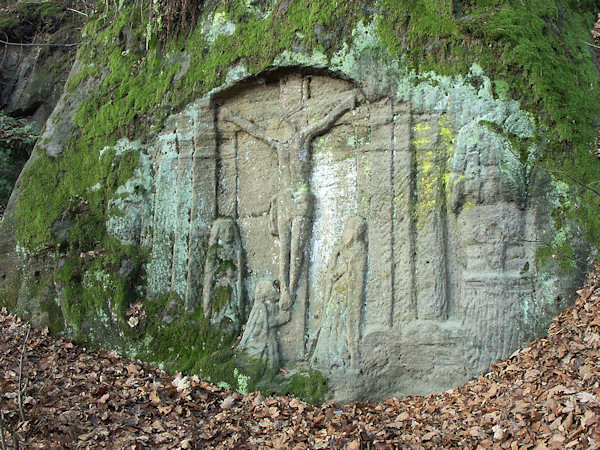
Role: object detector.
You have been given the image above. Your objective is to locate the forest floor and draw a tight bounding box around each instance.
[1,269,600,448]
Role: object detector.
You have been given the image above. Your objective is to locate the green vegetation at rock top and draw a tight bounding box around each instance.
[0,0,86,42]
[14,0,600,254]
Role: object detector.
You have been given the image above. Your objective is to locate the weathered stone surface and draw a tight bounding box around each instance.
[88,69,587,401]
[0,40,75,132]
[201,218,245,330]
[311,216,367,370]
[0,6,594,402]
[0,0,597,406]
[238,280,290,373]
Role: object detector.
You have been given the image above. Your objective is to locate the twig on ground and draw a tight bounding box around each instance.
[17,327,30,423]
[0,406,6,450]
[66,7,88,16]
[0,400,18,450]
[584,40,600,49]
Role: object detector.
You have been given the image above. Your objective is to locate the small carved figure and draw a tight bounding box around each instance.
[238,280,291,370]
[201,218,245,330]
[312,217,368,368]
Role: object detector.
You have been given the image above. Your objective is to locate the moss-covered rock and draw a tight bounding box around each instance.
[1,0,599,403]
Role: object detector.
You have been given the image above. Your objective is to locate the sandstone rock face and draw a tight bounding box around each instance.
[0,28,78,132]
[105,69,585,401]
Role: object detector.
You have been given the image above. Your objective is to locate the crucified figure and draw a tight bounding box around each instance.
[220,83,357,311]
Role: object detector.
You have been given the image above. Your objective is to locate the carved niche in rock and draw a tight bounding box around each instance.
[220,81,358,314]
[143,70,557,400]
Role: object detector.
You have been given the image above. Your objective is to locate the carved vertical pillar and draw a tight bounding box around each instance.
[171,109,195,298]
[185,99,217,311]
[147,129,178,297]
[413,114,449,321]
[360,98,394,331]
[392,102,417,323]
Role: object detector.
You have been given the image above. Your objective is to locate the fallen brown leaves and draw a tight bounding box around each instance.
[2,267,600,448]
[593,13,600,40]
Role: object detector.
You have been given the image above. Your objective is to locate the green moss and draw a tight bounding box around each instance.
[17,1,64,22]
[282,370,329,405]
[377,0,600,254]
[108,150,141,188]
[18,0,600,255]
[53,236,146,335]
[16,136,139,253]
[7,0,600,401]
[138,292,241,389]
[40,295,65,335]
[213,285,232,313]
[0,0,84,44]
[0,17,19,32]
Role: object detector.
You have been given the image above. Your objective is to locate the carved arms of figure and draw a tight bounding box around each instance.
[220,106,282,152]
[276,307,292,327]
[300,91,357,142]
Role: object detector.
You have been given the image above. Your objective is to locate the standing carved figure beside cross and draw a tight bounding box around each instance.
[221,81,357,311]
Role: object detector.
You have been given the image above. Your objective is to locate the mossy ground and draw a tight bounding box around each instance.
[282,370,329,405]
[6,0,600,403]
[135,293,242,389]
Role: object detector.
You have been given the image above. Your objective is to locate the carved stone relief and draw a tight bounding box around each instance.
[139,70,563,400]
[311,216,368,371]
[200,218,245,331]
[238,280,291,372]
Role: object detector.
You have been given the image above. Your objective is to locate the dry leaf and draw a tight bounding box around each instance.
[576,392,598,404]
[220,395,236,410]
[150,389,161,405]
[346,440,361,450]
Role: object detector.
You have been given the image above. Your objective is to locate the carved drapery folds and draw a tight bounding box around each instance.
[201,218,245,331]
[238,280,291,372]
[311,216,368,370]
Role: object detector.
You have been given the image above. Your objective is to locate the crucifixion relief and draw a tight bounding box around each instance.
[220,78,358,311]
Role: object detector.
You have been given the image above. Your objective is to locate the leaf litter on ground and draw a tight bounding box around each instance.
[2,265,600,448]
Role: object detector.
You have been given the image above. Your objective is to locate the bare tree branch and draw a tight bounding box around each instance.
[0,408,18,450]
[583,40,600,49]
[66,7,89,17]
[504,142,600,197]
[0,408,7,450]
[0,38,85,48]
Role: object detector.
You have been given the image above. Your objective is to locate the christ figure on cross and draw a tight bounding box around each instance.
[221,83,357,311]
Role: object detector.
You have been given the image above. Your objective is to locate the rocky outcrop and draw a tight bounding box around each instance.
[1,1,598,402]
[0,0,83,130]
[102,68,590,400]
